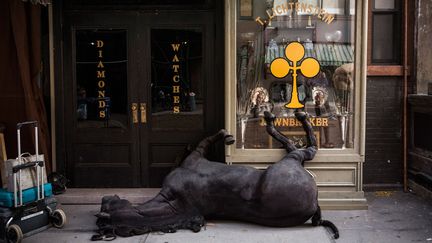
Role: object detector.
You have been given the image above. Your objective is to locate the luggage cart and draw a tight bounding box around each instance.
[0,121,66,243]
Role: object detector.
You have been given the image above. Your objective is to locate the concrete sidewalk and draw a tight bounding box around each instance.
[17,191,432,243]
[22,205,334,243]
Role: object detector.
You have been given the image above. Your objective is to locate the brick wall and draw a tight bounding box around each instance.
[364,77,403,184]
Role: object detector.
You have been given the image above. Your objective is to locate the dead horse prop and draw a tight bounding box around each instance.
[91,111,339,241]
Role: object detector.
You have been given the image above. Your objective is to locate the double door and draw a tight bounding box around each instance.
[63,11,222,187]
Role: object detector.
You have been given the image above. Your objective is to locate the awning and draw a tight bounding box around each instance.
[314,43,354,66]
[265,42,354,67]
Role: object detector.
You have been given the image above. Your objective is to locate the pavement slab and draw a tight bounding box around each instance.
[5,191,431,243]
[23,205,333,243]
[324,191,432,243]
[144,222,334,243]
[21,205,334,243]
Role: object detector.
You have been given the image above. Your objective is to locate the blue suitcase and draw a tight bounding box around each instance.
[0,121,66,243]
[0,184,53,208]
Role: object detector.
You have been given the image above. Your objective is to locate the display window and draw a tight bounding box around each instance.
[234,0,358,153]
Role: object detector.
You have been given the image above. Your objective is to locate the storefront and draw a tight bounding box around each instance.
[54,0,225,187]
[225,0,367,208]
[53,0,368,208]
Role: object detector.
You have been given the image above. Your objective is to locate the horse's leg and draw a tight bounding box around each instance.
[193,129,234,158]
[294,111,318,161]
[264,111,317,162]
[295,112,317,148]
[264,111,297,152]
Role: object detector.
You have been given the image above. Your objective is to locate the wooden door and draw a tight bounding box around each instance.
[64,13,141,187]
[138,13,219,187]
[63,11,222,187]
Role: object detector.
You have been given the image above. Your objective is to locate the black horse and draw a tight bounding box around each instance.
[92,111,339,241]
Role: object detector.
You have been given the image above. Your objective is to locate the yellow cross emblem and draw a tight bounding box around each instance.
[270,41,320,109]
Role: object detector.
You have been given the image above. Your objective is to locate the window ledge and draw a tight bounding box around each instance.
[367,65,410,76]
[226,151,362,164]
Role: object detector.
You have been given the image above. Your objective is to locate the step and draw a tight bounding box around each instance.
[56,188,160,205]
[56,188,368,209]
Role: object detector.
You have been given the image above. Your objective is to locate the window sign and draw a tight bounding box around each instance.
[257,0,335,24]
[75,30,128,129]
[236,0,356,150]
[297,0,321,15]
[150,29,204,130]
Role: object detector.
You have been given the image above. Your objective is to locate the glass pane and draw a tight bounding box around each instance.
[372,14,395,62]
[75,29,128,129]
[151,29,204,130]
[350,0,356,15]
[374,0,395,10]
[322,0,345,15]
[236,0,356,149]
[239,0,253,17]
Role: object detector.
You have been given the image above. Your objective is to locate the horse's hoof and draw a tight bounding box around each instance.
[191,225,202,232]
[295,111,308,122]
[224,135,235,145]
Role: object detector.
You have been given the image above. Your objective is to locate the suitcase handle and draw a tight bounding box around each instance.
[16,121,38,129]
[17,152,32,159]
[12,160,44,173]
[16,121,39,159]
[14,120,44,207]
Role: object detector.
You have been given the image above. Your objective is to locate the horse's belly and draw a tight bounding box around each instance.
[259,166,318,217]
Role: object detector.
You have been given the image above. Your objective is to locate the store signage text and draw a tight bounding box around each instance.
[270,42,320,109]
[96,40,106,119]
[172,43,181,113]
[255,1,335,26]
[260,117,329,127]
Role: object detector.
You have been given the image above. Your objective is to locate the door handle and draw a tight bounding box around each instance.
[132,103,138,124]
[140,103,147,123]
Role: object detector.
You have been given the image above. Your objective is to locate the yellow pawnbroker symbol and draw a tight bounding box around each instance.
[270,42,320,109]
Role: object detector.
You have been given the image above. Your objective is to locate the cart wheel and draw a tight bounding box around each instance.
[7,224,23,243]
[51,209,67,228]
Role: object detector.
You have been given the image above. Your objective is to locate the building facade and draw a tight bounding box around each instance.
[2,0,426,209]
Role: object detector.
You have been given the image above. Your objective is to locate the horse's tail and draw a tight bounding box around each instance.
[312,206,339,239]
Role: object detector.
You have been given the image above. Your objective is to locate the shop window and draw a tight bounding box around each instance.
[75,29,128,129]
[236,0,356,150]
[371,0,401,64]
[150,29,204,130]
